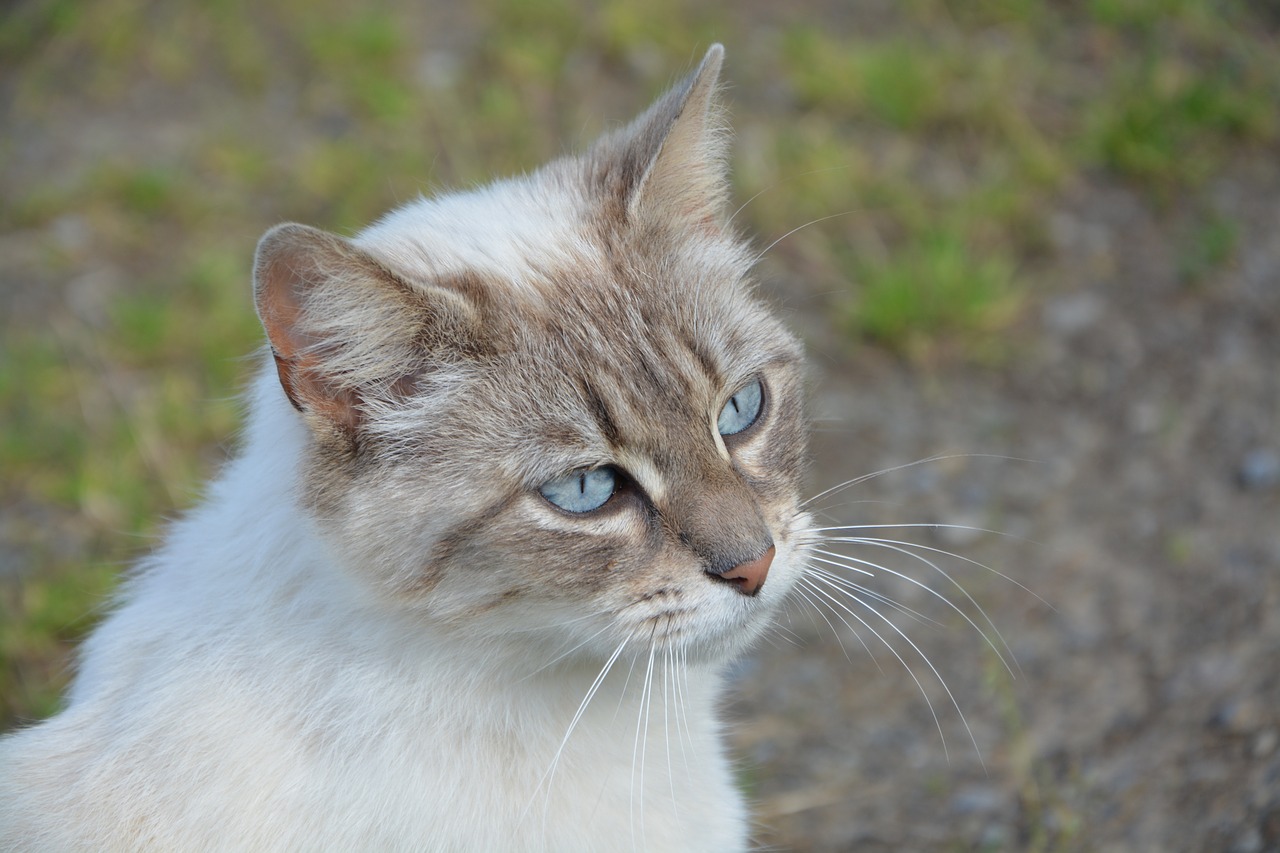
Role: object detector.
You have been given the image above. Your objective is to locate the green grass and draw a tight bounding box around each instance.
[1,0,1277,728]
[850,229,1019,358]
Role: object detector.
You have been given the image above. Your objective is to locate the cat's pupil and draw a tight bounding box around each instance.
[540,467,617,513]
[717,379,763,437]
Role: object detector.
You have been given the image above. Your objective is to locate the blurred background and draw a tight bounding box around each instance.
[2,0,1278,849]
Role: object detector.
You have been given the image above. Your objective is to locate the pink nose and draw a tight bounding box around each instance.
[715,545,775,597]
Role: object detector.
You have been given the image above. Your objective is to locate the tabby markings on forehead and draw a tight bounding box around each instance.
[580,381,623,448]
[615,453,667,504]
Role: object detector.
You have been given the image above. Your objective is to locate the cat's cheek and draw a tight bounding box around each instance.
[297,472,536,614]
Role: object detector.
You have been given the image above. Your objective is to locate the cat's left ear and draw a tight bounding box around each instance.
[253,223,479,439]
[596,44,730,231]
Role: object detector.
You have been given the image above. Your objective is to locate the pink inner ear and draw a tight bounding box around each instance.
[267,347,361,432]
[254,224,364,434]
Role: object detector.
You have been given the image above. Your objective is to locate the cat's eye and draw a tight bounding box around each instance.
[539,467,618,513]
[717,379,764,437]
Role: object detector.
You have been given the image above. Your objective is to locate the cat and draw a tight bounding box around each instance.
[0,44,817,851]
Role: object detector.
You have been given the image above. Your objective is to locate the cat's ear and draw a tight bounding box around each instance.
[596,44,730,231]
[253,223,476,436]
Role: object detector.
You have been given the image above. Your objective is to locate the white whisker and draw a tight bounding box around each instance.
[662,647,677,814]
[798,575,945,744]
[671,646,692,776]
[730,164,859,225]
[829,534,1053,611]
[764,619,806,648]
[523,634,631,834]
[805,572,985,767]
[790,580,867,666]
[800,453,1035,511]
[805,559,942,630]
[630,636,657,852]
[817,541,1018,677]
[803,550,877,579]
[519,621,617,681]
[752,211,858,264]
[791,581,844,643]
[680,648,696,767]
[803,521,1014,538]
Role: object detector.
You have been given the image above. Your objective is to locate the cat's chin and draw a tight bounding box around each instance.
[601,584,795,668]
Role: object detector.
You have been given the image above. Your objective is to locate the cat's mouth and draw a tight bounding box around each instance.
[618,569,792,656]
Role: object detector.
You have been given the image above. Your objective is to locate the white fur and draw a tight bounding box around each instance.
[0,376,748,852]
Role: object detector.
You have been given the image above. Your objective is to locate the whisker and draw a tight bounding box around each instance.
[790,581,872,667]
[790,583,845,656]
[672,646,692,775]
[805,559,942,630]
[519,622,617,681]
[819,541,1020,677]
[662,646,677,816]
[764,619,806,648]
[615,638,646,722]
[751,211,858,264]
[800,453,1036,511]
[805,499,903,524]
[753,622,789,652]
[523,634,631,832]
[829,534,1053,612]
[630,635,657,852]
[802,552,875,579]
[803,521,1017,538]
[810,548,974,632]
[506,608,608,634]
[798,575,948,751]
[729,164,859,225]
[806,572,985,767]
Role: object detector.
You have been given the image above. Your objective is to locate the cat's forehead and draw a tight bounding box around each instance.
[359,166,786,376]
[359,165,607,299]
[355,162,800,478]
[485,263,801,483]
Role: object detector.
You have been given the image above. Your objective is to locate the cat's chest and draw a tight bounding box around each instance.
[219,657,746,851]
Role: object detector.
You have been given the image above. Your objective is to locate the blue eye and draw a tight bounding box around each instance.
[717,379,764,437]
[540,467,617,513]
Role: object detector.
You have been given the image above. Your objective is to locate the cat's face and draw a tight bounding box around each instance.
[253,46,808,663]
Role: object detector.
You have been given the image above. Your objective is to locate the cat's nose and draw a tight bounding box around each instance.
[708,545,775,597]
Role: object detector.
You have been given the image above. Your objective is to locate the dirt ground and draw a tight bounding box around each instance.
[3,5,1279,852]
[733,163,1280,850]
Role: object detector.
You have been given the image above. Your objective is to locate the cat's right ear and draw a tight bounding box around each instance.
[253,223,476,437]
[595,44,730,233]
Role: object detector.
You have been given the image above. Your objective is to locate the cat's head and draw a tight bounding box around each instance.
[252,45,809,663]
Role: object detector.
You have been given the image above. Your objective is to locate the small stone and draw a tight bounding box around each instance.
[1211,698,1264,734]
[1230,827,1264,853]
[1127,400,1163,436]
[1261,801,1280,844]
[1041,292,1104,337]
[950,785,1003,815]
[50,214,91,254]
[1238,449,1280,491]
[417,50,461,91]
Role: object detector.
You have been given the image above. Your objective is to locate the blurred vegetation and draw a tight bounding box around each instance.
[1,0,1276,769]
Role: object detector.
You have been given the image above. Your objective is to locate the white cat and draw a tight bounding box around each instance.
[0,45,815,851]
